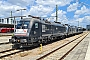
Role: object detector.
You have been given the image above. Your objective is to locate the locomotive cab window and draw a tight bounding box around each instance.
[16,21,30,29]
[35,23,38,28]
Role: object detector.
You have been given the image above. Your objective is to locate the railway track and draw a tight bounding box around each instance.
[0,45,40,59]
[0,42,13,53]
[0,32,88,60]
[0,42,11,45]
[0,48,24,59]
[36,32,89,60]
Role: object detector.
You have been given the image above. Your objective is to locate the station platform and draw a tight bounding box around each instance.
[64,32,90,60]
[0,33,13,36]
[0,36,11,43]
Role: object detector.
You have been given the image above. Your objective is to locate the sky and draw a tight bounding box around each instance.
[0,0,90,28]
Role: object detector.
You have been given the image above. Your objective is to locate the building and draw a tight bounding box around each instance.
[0,18,19,28]
[86,25,90,31]
[0,18,14,24]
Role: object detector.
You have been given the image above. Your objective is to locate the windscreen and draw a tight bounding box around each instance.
[16,21,30,29]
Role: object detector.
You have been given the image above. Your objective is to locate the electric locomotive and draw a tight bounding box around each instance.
[9,17,67,48]
[9,16,83,48]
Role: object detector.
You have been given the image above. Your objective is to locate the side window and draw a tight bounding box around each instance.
[35,23,38,28]
[42,25,45,32]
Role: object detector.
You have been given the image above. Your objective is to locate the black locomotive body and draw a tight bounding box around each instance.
[9,18,83,48]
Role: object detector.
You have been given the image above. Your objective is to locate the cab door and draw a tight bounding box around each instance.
[31,22,41,38]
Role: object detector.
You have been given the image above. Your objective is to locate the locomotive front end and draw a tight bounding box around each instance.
[9,19,31,48]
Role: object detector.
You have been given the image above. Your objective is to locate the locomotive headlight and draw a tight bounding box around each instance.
[18,40,20,42]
